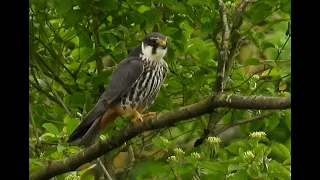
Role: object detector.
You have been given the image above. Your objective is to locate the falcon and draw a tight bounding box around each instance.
[67,32,168,147]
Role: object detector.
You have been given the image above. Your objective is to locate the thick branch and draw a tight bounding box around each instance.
[29,94,290,180]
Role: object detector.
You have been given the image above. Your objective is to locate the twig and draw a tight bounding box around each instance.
[267,34,291,76]
[215,112,273,135]
[97,158,113,180]
[34,109,66,125]
[33,59,72,116]
[224,67,270,91]
[29,124,43,135]
[29,143,40,156]
[171,167,181,180]
[29,81,63,107]
[32,55,74,94]
[127,145,135,165]
[29,106,42,150]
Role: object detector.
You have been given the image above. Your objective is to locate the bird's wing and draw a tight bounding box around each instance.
[67,56,144,144]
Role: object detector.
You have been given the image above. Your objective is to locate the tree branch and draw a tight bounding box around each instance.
[215,0,230,92]
[202,0,258,147]
[29,94,290,180]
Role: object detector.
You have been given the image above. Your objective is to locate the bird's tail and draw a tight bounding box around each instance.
[78,110,118,147]
[68,101,119,147]
[67,100,109,147]
[77,118,103,147]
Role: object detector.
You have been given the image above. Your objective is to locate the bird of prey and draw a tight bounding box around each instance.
[67,32,168,147]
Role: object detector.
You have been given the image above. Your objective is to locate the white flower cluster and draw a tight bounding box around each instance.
[191,152,201,159]
[160,137,170,146]
[207,137,221,145]
[65,172,80,180]
[226,173,235,178]
[249,131,267,139]
[244,150,255,162]
[173,148,185,156]
[167,156,179,164]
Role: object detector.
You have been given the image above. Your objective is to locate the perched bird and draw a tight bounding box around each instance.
[68,32,169,147]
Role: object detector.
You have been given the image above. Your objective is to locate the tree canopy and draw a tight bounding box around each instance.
[29,0,291,179]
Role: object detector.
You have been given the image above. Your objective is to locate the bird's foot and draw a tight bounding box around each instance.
[131,113,144,123]
[131,112,157,123]
[141,112,157,118]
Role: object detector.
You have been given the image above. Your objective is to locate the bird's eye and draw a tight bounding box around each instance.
[151,39,157,44]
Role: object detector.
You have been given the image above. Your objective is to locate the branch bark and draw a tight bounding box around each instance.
[29,94,290,180]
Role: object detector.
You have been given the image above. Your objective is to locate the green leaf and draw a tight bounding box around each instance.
[64,115,79,135]
[238,148,245,161]
[137,5,150,13]
[261,41,275,50]
[283,110,291,130]
[163,27,179,36]
[187,0,215,9]
[57,144,66,153]
[65,10,83,26]
[248,31,262,51]
[127,160,167,179]
[67,146,80,153]
[151,136,170,150]
[244,58,261,66]
[162,0,177,5]
[42,123,59,135]
[79,175,95,180]
[198,161,227,173]
[280,1,291,14]
[185,156,198,164]
[71,47,95,63]
[114,118,124,128]
[39,133,57,142]
[55,0,73,14]
[264,114,280,131]
[202,172,225,180]
[78,164,97,176]
[78,34,94,48]
[284,137,291,152]
[175,164,194,179]
[249,119,265,131]
[228,164,242,172]
[233,169,249,180]
[68,92,86,108]
[200,49,211,62]
[270,143,291,161]
[67,118,79,136]
[29,159,44,174]
[225,140,250,155]
[97,0,118,10]
[217,149,228,161]
[261,68,281,79]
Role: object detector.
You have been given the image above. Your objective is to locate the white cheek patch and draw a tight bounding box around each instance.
[156,48,167,59]
[141,42,153,58]
[141,42,167,61]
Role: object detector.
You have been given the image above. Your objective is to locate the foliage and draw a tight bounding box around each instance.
[29,0,291,179]
[127,133,290,180]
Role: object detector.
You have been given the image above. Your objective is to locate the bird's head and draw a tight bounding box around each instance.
[141,32,168,61]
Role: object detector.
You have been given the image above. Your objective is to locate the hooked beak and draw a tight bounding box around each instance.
[156,39,167,48]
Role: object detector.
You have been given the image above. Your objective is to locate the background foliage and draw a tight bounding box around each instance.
[29,0,291,179]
